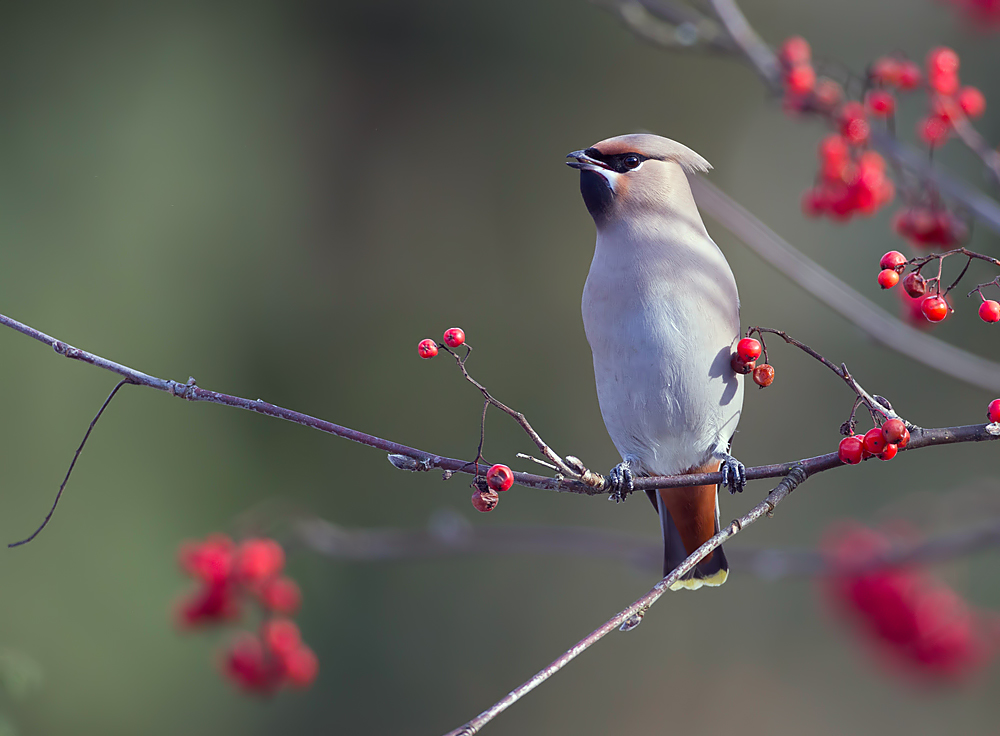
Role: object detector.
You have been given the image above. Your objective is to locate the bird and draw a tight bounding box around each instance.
[567,133,745,590]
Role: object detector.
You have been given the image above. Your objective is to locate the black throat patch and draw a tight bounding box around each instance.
[579,170,613,223]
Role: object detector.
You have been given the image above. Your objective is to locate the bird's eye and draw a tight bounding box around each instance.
[623,155,641,169]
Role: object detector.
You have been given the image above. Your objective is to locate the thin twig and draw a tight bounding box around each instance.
[9,379,130,547]
[441,467,808,736]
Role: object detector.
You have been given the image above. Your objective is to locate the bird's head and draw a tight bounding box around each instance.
[566,133,711,226]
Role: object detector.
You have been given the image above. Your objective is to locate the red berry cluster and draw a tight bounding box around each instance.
[417,327,466,359]
[800,134,894,222]
[822,523,993,682]
[472,463,514,512]
[892,206,968,249]
[175,534,317,694]
[730,337,776,388]
[838,418,910,465]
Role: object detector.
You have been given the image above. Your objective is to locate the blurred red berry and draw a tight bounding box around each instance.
[880,251,907,271]
[779,36,811,66]
[958,86,987,118]
[919,116,951,146]
[927,47,960,76]
[259,576,302,615]
[222,633,280,694]
[471,488,499,512]
[979,300,1000,323]
[235,538,285,585]
[801,188,826,217]
[785,65,816,94]
[863,427,888,455]
[897,60,922,90]
[282,645,319,688]
[178,534,234,586]
[417,339,438,359]
[871,57,901,85]
[921,296,949,322]
[486,463,515,492]
[261,618,302,660]
[737,338,762,362]
[902,273,927,298]
[443,328,465,348]
[881,418,907,445]
[176,582,241,628]
[866,90,896,117]
[838,436,865,465]
[988,399,1000,423]
[813,78,843,110]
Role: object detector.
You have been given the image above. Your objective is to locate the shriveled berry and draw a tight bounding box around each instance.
[880,251,907,271]
[443,328,465,348]
[417,339,438,359]
[866,90,896,117]
[921,296,949,322]
[863,427,888,456]
[988,399,1000,424]
[752,363,775,388]
[881,418,907,444]
[902,272,927,298]
[731,355,755,375]
[878,269,900,289]
[485,463,515,492]
[957,87,986,118]
[978,300,1000,323]
[879,443,898,461]
[838,436,865,465]
[471,488,499,512]
[737,338,762,362]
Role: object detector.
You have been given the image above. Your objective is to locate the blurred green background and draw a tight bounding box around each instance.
[0,0,998,734]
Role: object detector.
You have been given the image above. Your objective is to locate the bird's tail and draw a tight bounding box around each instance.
[647,463,728,590]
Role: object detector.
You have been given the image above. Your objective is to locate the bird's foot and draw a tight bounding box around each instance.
[717,452,746,494]
[605,460,635,502]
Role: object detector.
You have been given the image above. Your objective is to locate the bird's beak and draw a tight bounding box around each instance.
[566,150,611,171]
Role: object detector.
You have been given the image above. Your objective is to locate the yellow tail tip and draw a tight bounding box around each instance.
[669,568,729,591]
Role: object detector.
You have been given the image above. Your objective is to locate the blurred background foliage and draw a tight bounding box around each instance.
[0,0,997,734]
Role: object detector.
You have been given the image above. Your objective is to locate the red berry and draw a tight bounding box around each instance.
[866,90,896,117]
[988,399,1000,423]
[235,538,285,585]
[919,116,951,146]
[222,633,279,694]
[878,269,900,289]
[786,65,816,94]
[779,36,811,66]
[921,295,949,322]
[897,60,921,90]
[471,488,499,512]
[259,576,302,615]
[813,78,843,110]
[838,436,865,465]
[902,272,927,298]
[486,463,515,492]
[957,87,986,118]
[175,582,241,627]
[871,57,901,86]
[737,337,762,362]
[178,534,235,586]
[442,328,465,348]
[979,300,1000,323]
[863,427,888,456]
[927,47,960,76]
[282,645,319,688]
[879,443,898,461]
[930,71,960,96]
[880,251,907,271]
[881,418,907,444]
[417,339,438,359]
[261,618,302,660]
[752,363,775,388]
[897,426,910,448]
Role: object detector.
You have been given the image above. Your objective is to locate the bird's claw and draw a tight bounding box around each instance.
[719,454,746,494]
[606,460,635,502]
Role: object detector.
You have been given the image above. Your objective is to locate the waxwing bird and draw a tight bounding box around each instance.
[567,133,745,590]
